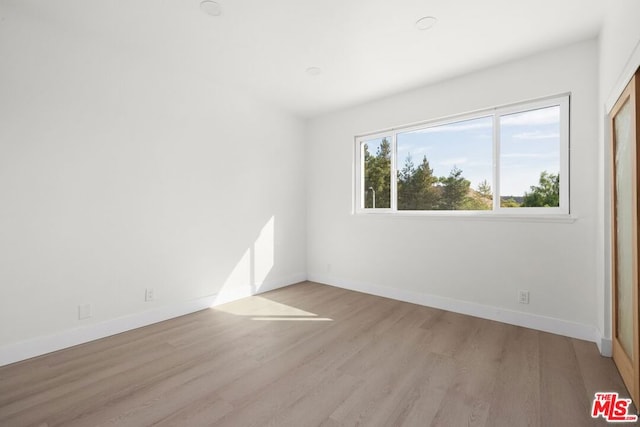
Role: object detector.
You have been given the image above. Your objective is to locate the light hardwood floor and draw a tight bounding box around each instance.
[0,282,632,426]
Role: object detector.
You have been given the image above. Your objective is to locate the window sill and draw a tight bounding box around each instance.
[353,210,576,223]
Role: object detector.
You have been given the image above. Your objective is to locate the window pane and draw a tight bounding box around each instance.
[613,98,634,357]
[396,116,493,210]
[499,106,560,208]
[362,137,391,209]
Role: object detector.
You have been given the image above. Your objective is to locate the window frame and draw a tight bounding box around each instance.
[354,94,570,217]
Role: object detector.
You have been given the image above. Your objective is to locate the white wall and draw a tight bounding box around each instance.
[0,7,306,363]
[4,2,638,366]
[307,40,600,343]
[596,0,640,354]
[599,1,640,104]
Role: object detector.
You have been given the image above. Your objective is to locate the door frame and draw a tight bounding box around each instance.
[610,69,640,407]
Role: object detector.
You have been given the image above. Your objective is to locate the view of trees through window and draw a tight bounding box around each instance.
[362,138,391,209]
[499,105,561,208]
[361,103,564,211]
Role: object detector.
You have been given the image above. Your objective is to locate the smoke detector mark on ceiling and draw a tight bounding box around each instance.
[200,1,222,17]
[416,16,437,30]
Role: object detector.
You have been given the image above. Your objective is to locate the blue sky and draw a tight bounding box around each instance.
[366,105,560,197]
[397,116,493,193]
[499,106,560,196]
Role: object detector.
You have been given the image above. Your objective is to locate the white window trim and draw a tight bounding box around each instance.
[354,94,571,218]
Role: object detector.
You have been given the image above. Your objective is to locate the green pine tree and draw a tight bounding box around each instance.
[398,154,439,210]
[363,139,392,208]
[438,166,470,210]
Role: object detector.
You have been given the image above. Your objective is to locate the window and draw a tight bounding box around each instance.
[361,137,392,209]
[354,95,569,215]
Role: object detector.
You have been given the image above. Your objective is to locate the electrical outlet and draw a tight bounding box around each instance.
[518,290,530,304]
[78,304,91,320]
[145,288,154,302]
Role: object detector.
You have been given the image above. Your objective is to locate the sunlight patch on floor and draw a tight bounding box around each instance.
[214,296,333,321]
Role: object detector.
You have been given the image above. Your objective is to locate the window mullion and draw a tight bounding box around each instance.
[358,140,365,210]
[493,113,500,211]
[559,96,570,214]
[391,133,398,211]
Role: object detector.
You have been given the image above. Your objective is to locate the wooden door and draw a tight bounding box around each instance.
[611,68,640,407]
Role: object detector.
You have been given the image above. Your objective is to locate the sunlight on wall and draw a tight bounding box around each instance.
[214,216,276,305]
[254,216,275,285]
[216,247,253,303]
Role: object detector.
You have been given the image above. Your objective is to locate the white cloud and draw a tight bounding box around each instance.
[501,152,558,159]
[397,147,432,164]
[439,157,468,166]
[403,107,559,137]
[512,131,559,140]
[409,118,492,134]
[501,106,560,126]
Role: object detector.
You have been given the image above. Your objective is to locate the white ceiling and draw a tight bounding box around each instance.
[3,0,606,117]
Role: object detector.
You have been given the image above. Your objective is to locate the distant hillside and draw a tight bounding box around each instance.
[500,195,524,204]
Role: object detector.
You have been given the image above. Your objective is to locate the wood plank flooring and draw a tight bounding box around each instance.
[0,282,633,426]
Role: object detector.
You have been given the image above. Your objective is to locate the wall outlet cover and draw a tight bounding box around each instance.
[78,304,91,320]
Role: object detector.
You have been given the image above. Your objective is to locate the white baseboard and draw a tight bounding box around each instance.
[309,273,606,354]
[0,273,307,367]
[2,272,608,367]
[596,333,613,357]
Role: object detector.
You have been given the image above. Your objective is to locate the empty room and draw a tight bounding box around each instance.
[2,0,640,426]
